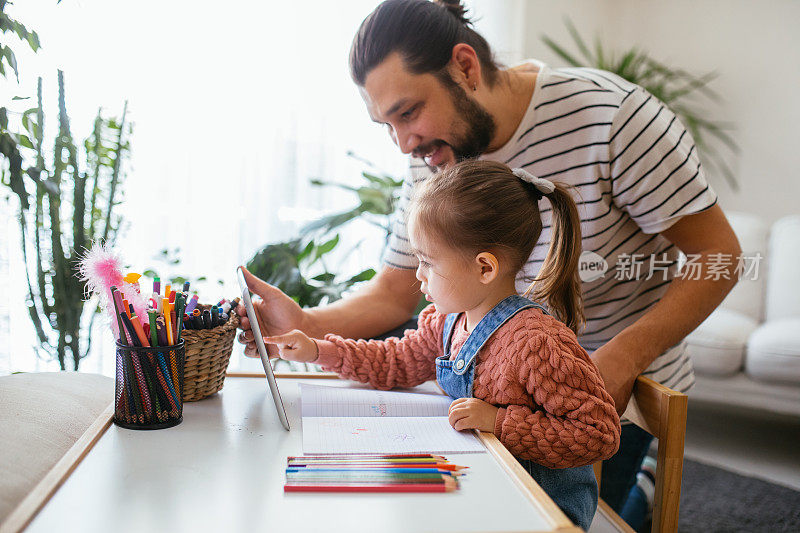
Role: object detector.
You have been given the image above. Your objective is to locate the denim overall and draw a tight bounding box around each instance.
[435,295,598,530]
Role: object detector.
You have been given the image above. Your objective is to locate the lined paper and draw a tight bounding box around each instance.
[300,383,451,418]
[300,384,485,455]
[302,416,485,455]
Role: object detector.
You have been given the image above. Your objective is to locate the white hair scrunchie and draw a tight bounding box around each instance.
[511,168,556,198]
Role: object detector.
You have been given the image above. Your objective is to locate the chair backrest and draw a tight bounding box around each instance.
[595,376,688,533]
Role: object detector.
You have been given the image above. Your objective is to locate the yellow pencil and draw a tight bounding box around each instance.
[163,297,174,346]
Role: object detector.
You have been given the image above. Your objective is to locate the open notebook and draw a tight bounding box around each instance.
[300,384,486,455]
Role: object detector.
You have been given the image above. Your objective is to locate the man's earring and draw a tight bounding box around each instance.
[472,83,477,91]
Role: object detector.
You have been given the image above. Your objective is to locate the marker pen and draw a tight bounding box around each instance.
[120,312,142,348]
[211,306,219,327]
[156,316,168,346]
[163,298,174,345]
[202,310,212,329]
[170,309,177,340]
[148,310,158,347]
[110,287,128,345]
[153,276,161,296]
[185,294,199,315]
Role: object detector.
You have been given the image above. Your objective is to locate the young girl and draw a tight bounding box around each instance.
[263,160,620,529]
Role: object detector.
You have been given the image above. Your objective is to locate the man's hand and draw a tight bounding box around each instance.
[448,398,499,433]
[591,340,639,416]
[236,267,308,358]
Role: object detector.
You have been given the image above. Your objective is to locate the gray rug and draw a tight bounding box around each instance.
[679,458,800,532]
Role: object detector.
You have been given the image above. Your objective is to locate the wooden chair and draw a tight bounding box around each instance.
[590,376,688,533]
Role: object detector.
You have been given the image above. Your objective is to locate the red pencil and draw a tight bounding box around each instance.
[285,478,457,493]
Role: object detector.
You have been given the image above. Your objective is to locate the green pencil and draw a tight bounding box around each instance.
[148,310,158,347]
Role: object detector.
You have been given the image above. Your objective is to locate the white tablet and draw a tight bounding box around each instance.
[237,267,290,431]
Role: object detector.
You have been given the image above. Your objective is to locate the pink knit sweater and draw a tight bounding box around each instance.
[314,304,621,469]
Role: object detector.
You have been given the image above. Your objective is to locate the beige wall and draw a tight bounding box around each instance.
[518,0,800,224]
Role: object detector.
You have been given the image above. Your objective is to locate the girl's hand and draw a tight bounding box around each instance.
[236,266,310,359]
[263,330,319,363]
[448,398,499,433]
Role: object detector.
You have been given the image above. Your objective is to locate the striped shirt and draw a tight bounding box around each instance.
[382,60,718,393]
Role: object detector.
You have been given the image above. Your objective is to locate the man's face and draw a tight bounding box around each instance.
[360,52,495,171]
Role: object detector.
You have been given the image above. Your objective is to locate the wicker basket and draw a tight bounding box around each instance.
[181,306,239,401]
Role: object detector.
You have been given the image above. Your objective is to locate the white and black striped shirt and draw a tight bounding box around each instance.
[383,60,717,393]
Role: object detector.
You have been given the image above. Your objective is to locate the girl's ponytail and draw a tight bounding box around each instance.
[522,183,585,333]
[410,160,584,333]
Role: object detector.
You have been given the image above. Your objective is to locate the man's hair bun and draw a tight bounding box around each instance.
[435,0,471,26]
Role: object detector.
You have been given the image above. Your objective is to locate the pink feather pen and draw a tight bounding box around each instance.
[78,242,127,340]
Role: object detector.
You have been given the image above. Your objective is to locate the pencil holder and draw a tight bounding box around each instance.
[114,340,185,430]
[181,307,239,401]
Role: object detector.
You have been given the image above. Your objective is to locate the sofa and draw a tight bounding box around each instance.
[0,372,113,529]
[685,212,800,417]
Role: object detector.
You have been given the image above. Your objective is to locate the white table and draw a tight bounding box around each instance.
[24,374,577,533]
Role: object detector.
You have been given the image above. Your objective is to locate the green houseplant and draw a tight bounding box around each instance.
[247,152,403,308]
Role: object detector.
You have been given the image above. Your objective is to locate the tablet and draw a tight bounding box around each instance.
[237,267,291,431]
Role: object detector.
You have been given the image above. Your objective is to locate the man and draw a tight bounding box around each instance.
[237,0,740,527]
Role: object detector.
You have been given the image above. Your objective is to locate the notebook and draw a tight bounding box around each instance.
[300,384,486,455]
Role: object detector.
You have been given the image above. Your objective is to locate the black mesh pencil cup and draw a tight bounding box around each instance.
[114,340,185,430]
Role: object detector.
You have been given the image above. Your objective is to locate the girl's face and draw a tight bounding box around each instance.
[408,221,487,316]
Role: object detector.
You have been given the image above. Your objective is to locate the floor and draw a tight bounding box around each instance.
[681,399,800,491]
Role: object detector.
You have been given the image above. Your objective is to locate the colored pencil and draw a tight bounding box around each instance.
[286,472,452,482]
[128,353,152,419]
[289,463,466,472]
[284,479,457,493]
[286,467,463,476]
[289,454,447,460]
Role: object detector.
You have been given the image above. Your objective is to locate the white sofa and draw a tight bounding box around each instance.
[685,212,800,417]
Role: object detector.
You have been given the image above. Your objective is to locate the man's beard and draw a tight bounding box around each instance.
[446,79,496,162]
[416,75,496,170]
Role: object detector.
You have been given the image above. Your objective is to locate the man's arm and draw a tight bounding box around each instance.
[303,265,421,339]
[591,204,742,414]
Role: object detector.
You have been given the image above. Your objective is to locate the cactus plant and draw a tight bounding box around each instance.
[1,71,131,370]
